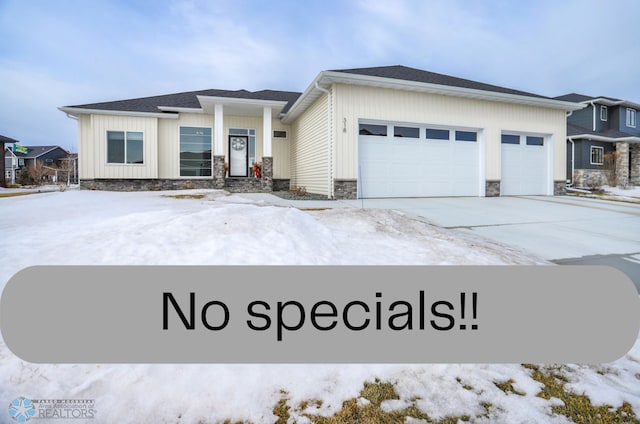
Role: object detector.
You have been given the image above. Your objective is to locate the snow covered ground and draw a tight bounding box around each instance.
[1,189,639,423]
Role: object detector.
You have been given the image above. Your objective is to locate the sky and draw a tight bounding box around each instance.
[1,0,639,152]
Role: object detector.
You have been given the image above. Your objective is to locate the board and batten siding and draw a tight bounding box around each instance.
[332,84,567,182]
[158,113,213,179]
[291,92,330,195]
[80,114,158,179]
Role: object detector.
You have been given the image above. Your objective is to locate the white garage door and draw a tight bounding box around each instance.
[358,123,480,198]
[501,134,549,195]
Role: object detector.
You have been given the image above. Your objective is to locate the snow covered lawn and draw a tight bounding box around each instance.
[1,189,639,423]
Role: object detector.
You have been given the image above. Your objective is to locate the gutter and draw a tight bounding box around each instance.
[315,82,333,199]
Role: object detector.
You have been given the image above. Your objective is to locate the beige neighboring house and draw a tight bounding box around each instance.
[60,65,583,198]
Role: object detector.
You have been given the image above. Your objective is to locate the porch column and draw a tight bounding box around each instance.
[213,104,225,188]
[615,141,629,187]
[263,106,272,157]
[262,106,273,191]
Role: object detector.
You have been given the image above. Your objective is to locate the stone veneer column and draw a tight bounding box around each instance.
[630,144,640,186]
[261,157,273,192]
[213,155,226,189]
[485,180,500,197]
[615,142,629,187]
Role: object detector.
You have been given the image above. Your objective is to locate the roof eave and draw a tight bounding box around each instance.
[568,134,640,143]
[580,98,640,109]
[283,71,584,123]
[59,106,180,119]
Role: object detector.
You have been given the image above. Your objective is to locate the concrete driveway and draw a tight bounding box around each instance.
[348,196,639,259]
[346,195,640,290]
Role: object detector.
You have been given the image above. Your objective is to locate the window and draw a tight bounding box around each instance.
[180,127,212,176]
[425,128,449,140]
[526,136,544,146]
[359,123,387,136]
[627,108,636,128]
[501,134,520,144]
[455,131,477,142]
[273,130,287,138]
[394,126,419,138]
[230,128,256,175]
[107,131,143,164]
[600,105,607,121]
[590,146,604,165]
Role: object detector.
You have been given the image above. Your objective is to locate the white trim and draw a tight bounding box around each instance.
[214,104,224,155]
[197,96,288,109]
[590,146,604,165]
[600,105,608,121]
[263,106,272,157]
[626,108,637,128]
[158,106,205,114]
[568,133,640,143]
[59,107,178,119]
[283,71,584,124]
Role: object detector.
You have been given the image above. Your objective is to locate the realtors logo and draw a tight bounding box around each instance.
[7,398,96,421]
[8,397,36,422]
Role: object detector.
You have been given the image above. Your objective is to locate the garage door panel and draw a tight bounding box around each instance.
[359,128,479,198]
[501,143,548,196]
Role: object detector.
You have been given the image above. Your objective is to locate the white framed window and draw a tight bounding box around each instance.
[359,123,387,136]
[394,126,419,138]
[107,131,143,164]
[590,146,604,165]
[180,126,212,176]
[626,108,636,128]
[600,105,607,121]
[273,130,287,139]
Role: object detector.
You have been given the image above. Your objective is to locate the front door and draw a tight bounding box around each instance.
[229,135,248,177]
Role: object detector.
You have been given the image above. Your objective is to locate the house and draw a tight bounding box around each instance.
[1,134,19,187]
[3,145,77,184]
[59,65,583,198]
[554,93,640,188]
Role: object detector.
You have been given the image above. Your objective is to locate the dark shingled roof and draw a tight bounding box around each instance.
[331,65,550,99]
[0,135,19,144]
[554,93,623,103]
[12,145,68,159]
[567,123,637,139]
[68,89,302,114]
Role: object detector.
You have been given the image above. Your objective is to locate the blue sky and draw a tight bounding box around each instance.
[1,0,639,151]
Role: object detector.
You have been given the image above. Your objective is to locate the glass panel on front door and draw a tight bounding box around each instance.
[229,135,249,177]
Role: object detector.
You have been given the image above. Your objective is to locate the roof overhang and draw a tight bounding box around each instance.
[283,71,585,124]
[568,134,640,144]
[582,98,640,109]
[196,96,288,117]
[59,107,180,119]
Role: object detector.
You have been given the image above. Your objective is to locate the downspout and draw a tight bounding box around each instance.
[315,82,332,199]
[589,101,596,132]
[567,137,575,186]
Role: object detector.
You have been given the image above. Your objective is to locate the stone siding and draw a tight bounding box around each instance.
[80,179,217,191]
[572,169,612,189]
[261,157,273,192]
[273,179,291,192]
[615,142,629,187]
[485,180,500,197]
[334,179,357,199]
[554,180,566,195]
[630,144,640,186]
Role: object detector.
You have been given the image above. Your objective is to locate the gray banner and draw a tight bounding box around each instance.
[1,265,639,363]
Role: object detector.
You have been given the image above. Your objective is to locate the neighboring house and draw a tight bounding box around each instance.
[1,134,19,187]
[4,146,19,184]
[60,65,582,198]
[554,93,640,188]
[4,145,76,183]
